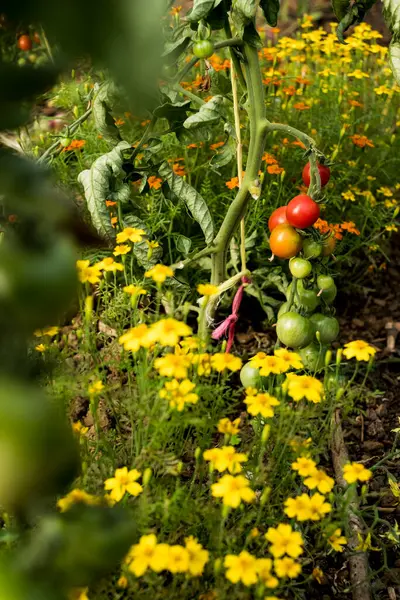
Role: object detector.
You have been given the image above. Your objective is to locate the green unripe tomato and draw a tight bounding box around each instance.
[193,40,214,59]
[317,274,335,290]
[297,288,320,312]
[321,283,337,304]
[60,137,71,147]
[299,343,327,372]
[289,257,312,279]
[240,362,261,389]
[276,312,314,349]
[302,239,322,259]
[310,313,340,344]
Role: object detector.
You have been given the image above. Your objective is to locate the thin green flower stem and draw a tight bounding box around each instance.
[172,84,205,105]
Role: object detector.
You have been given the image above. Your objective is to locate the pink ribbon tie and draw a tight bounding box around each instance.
[211,276,250,353]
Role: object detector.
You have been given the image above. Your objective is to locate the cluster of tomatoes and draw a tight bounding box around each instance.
[17,32,40,52]
[240,162,339,385]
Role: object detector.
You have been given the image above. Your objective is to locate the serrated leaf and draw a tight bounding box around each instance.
[210,139,236,170]
[154,99,192,130]
[111,183,131,204]
[388,474,400,500]
[183,96,225,129]
[92,82,121,143]
[159,162,214,243]
[331,0,351,20]
[174,234,192,255]
[389,41,400,84]
[78,141,130,243]
[260,0,280,26]
[187,0,216,21]
[233,0,258,19]
[123,214,163,268]
[176,124,213,143]
[383,0,400,35]
[210,70,232,96]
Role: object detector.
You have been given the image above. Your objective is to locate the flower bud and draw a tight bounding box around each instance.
[336,348,343,366]
[336,387,344,401]
[214,558,222,575]
[315,330,321,343]
[194,447,202,461]
[260,486,271,505]
[176,461,183,474]
[73,105,79,118]
[84,295,93,323]
[222,504,230,519]
[324,350,332,367]
[143,468,152,486]
[261,424,270,444]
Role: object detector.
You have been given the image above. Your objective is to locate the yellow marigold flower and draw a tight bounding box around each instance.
[217,417,241,435]
[119,324,151,352]
[256,558,279,588]
[265,524,304,558]
[308,493,332,520]
[191,352,212,376]
[284,493,312,521]
[35,343,46,353]
[117,575,128,588]
[104,467,143,502]
[274,348,303,371]
[377,186,393,197]
[386,224,399,232]
[342,190,356,202]
[244,392,280,418]
[354,532,380,552]
[34,326,59,337]
[258,355,286,376]
[167,545,190,573]
[148,318,192,346]
[250,527,259,538]
[304,469,335,494]
[76,259,102,284]
[154,353,190,379]
[249,351,268,368]
[374,85,392,95]
[285,373,323,403]
[343,462,372,484]
[57,489,99,512]
[197,283,219,296]
[184,536,209,576]
[211,474,255,508]
[274,557,302,578]
[224,551,258,585]
[343,340,376,361]
[116,227,145,244]
[69,588,89,600]
[159,378,198,411]
[123,284,147,296]
[347,69,369,79]
[72,421,89,436]
[113,244,131,256]
[291,456,317,476]
[265,597,283,600]
[96,257,124,272]
[88,380,104,396]
[313,567,324,583]
[328,528,347,552]
[126,534,169,576]
[203,446,248,474]
[180,336,199,351]
[145,264,174,283]
[211,353,242,373]
[289,437,312,453]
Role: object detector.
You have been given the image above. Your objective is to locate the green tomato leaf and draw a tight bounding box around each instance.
[92,82,121,143]
[243,22,263,48]
[176,123,213,143]
[260,0,280,26]
[123,215,163,268]
[78,141,130,244]
[383,0,400,36]
[183,96,225,129]
[174,234,192,255]
[187,0,216,22]
[154,99,192,129]
[159,162,214,243]
[162,30,193,64]
[336,0,377,43]
[389,41,400,84]
[210,70,232,96]
[331,0,351,21]
[231,0,259,35]
[210,139,236,170]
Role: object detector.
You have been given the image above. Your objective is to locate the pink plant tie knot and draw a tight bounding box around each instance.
[211,276,251,353]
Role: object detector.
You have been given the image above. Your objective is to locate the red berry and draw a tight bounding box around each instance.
[286,194,320,229]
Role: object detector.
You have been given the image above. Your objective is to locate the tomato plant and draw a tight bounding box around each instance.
[302,162,331,187]
[193,40,214,59]
[310,313,340,343]
[286,194,320,229]
[302,239,322,259]
[268,206,288,232]
[317,274,335,290]
[289,257,312,279]
[270,224,302,259]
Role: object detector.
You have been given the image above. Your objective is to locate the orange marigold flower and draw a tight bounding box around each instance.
[226,176,240,189]
[341,221,360,235]
[262,152,278,165]
[63,139,86,152]
[267,164,284,175]
[173,163,186,177]
[148,176,163,190]
[191,73,204,89]
[292,139,306,149]
[293,102,311,111]
[296,76,312,85]
[349,134,374,148]
[210,141,225,150]
[282,86,297,96]
[209,55,230,71]
[105,200,117,207]
[141,119,151,127]
[349,100,363,108]
[114,118,125,126]
[170,5,182,15]
[111,216,118,227]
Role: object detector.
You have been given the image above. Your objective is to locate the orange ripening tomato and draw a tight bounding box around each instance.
[270,224,302,259]
[17,35,32,51]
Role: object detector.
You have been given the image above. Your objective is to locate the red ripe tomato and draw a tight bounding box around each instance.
[286,195,320,229]
[33,32,41,45]
[302,162,331,187]
[268,206,288,232]
[17,35,32,51]
[270,224,302,259]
